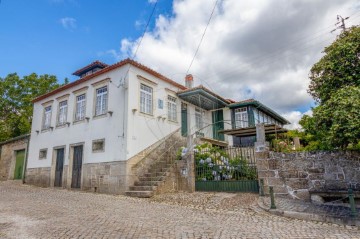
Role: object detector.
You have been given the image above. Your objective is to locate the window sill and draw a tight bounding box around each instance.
[73,119,85,125]
[41,128,51,133]
[56,124,67,129]
[92,150,105,153]
[167,119,179,125]
[139,112,154,118]
[93,113,107,120]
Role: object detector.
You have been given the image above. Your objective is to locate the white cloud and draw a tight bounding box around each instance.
[148,0,157,3]
[106,0,358,127]
[283,109,313,130]
[59,17,77,31]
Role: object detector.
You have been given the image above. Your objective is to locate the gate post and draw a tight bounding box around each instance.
[186,135,195,193]
[255,123,269,195]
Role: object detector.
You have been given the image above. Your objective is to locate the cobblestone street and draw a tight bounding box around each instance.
[0,181,359,239]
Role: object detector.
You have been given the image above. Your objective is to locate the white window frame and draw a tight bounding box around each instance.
[95,86,108,116]
[234,107,248,128]
[57,100,68,126]
[167,95,177,122]
[75,94,86,121]
[195,108,204,129]
[42,105,52,130]
[140,84,153,115]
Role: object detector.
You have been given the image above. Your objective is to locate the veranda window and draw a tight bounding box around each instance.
[95,86,108,116]
[140,84,153,115]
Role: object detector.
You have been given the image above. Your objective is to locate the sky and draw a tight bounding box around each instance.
[0,0,359,129]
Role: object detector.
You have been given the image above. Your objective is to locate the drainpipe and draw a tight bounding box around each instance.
[22,135,31,184]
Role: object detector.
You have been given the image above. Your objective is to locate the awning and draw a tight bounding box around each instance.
[177,86,229,110]
[218,124,288,137]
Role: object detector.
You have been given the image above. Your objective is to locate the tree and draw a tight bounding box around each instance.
[0,73,61,141]
[301,26,360,149]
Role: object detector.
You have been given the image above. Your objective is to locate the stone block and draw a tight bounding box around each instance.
[285,178,309,190]
[258,170,276,178]
[308,173,324,180]
[293,189,310,201]
[256,159,269,170]
[267,178,285,187]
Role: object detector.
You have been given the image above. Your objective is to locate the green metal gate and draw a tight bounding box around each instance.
[195,146,258,192]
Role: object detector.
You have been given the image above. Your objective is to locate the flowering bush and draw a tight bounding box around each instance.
[194,143,257,181]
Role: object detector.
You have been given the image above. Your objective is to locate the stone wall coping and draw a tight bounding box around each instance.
[0,134,30,146]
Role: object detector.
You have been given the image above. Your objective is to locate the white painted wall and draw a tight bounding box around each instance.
[27,66,129,168]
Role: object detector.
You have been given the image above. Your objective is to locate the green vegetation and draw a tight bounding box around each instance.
[0,73,62,142]
[300,26,360,150]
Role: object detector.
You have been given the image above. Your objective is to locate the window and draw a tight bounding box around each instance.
[57,100,68,126]
[95,86,108,116]
[158,99,163,109]
[140,84,153,115]
[75,94,86,121]
[92,139,105,152]
[195,108,203,129]
[39,149,47,159]
[235,107,248,128]
[42,106,52,130]
[167,95,177,122]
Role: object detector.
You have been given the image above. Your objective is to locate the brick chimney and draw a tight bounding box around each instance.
[185,74,193,88]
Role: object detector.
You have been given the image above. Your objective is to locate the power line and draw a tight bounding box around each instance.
[186,0,219,75]
[132,0,158,60]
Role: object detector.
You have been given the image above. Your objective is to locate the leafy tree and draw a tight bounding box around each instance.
[0,73,61,141]
[301,26,360,149]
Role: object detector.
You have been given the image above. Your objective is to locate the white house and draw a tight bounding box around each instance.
[25,59,288,196]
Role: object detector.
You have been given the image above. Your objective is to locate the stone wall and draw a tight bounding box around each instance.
[82,161,127,194]
[0,135,29,181]
[257,150,360,200]
[25,167,51,187]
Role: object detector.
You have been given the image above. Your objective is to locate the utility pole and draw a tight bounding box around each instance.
[331,15,349,33]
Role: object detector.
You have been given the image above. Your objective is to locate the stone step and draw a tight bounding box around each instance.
[125,191,153,198]
[144,172,168,178]
[148,167,171,173]
[129,185,157,191]
[139,176,165,182]
[135,181,163,186]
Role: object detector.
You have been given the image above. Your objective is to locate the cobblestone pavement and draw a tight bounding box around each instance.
[1,181,360,239]
[261,196,360,218]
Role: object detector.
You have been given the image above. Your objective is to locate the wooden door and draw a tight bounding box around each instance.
[212,110,224,141]
[14,150,25,179]
[71,145,83,189]
[54,148,64,187]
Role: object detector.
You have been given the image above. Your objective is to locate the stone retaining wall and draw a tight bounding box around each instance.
[257,151,360,200]
[25,167,51,187]
[82,161,127,194]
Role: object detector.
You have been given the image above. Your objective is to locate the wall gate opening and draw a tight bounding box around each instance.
[194,146,258,192]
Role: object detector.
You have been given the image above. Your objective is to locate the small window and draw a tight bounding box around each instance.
[195,108,203,129]
[57,100,68,126]
[75,94,86,121]
[158,99,163,109]
[42,106,52,130]
[140,84,153,115]
[39,149,47,159]
[167,95,177,122]
[92,139,105,152]
[95,86,108,116]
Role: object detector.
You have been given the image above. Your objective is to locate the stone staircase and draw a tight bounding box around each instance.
[125,131,186,198]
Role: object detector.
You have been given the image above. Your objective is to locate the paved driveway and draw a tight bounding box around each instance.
[0,181,359,239]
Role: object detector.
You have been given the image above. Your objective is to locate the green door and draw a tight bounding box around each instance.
[181,103,188,136]
[14,150,25,179]
[212,110,225,141]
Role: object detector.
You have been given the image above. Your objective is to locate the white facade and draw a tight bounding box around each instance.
[26,61,234,192]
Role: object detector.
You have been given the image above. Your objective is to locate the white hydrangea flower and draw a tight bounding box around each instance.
[205,157,212,163]
[199,159,205,164]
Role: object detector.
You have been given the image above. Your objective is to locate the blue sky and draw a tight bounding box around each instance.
[1,0,359,128]
[0,0,169,82]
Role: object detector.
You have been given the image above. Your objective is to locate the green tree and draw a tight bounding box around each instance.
[0,73,61,141]
[301,26,360,149]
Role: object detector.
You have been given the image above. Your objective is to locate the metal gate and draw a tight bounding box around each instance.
[195,146,258,192]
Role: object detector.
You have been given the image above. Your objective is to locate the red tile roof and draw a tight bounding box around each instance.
[72,60,108,76]
[33,58,187,103]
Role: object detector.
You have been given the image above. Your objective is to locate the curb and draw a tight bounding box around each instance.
[257,197,360,227]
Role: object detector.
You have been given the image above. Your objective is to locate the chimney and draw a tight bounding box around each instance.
[185,74,193,88]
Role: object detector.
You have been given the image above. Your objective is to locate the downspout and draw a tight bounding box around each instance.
[22,135,31,184]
